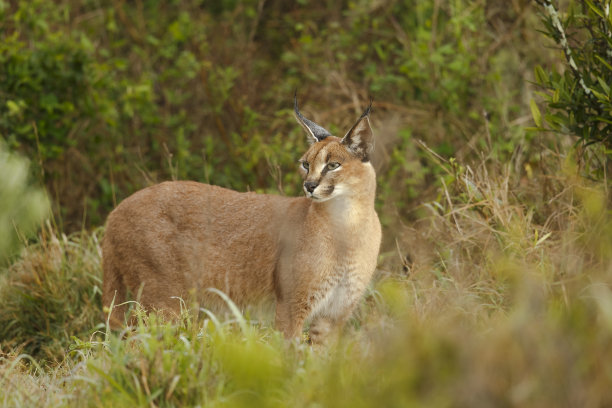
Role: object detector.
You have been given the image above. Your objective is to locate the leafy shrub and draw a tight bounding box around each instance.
[0,0,541,230]
[533,0,612,151]
[0,35,97,160]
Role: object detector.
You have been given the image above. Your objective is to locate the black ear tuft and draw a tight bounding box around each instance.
[359,97,373,120]
[341,99,374,161]
[294,92,332,143]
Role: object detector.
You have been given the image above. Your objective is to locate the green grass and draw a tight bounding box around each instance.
[1,152,611,407]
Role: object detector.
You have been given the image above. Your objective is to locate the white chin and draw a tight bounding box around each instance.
[309,193,334,202]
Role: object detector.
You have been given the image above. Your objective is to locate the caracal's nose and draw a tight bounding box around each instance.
[304,181,318,193]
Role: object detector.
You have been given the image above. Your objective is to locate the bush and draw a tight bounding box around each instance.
[533,0,612,152]
[0,0,542,230]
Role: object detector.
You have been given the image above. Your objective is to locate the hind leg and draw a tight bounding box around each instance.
[102,263,129,329]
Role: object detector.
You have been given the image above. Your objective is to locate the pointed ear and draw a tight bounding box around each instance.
[341,100,374,161]
[294,93,332,143]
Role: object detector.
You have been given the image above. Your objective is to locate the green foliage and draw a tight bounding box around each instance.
[1,32,96,159]
[533,0,612,150]
[0,143,49,264]
[0,0,539,230]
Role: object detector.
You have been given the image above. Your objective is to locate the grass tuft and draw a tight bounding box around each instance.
[0,225,104,363]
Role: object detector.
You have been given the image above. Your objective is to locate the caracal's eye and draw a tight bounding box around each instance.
[327,162,340,170]
[301,162,310,171]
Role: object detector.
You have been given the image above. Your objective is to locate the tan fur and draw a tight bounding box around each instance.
[102,104,381,343]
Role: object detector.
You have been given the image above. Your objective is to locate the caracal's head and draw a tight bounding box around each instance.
[294,96,375,202]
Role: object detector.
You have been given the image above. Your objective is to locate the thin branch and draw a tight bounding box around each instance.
[534,0,597,102]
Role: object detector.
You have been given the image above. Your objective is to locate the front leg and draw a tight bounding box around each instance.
[275,272,339,341]
[308,276,369,344]
[274,301,295,339]
[275,297,314,340]
[274,262,332,341]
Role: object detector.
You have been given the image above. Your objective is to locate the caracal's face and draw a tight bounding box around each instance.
[294,96,373,203]
[299,136,365,202]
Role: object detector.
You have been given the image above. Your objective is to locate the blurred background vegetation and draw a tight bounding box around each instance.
[1,0,556,231]
[1,0,612,407]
